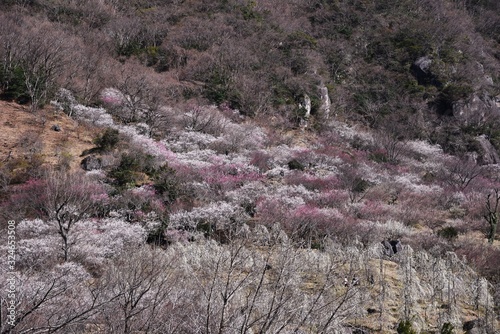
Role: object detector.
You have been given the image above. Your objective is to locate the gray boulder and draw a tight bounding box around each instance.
[463,319,486,334]
[81,155,102,171]
[411,56,441,87]
[382,240,402,256]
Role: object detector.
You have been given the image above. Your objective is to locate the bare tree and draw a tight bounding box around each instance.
[441,156,483,192]
[98,247,178,334]
[43,171,107,261]
[67,35,109,105]
[0,263,114,334]
[184,239,365,334]
[14,170,108,262]
[338,164,372,204]
[375,126,408,164]
[14,22,70,112]
[183,106,228,136]
[106,65,166,127]
[484,189,499,244]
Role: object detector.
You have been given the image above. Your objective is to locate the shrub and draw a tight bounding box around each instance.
[108,152,159,188]
[397,320,417,334]
[369,149,389,163]
[93,128,120,151]
[288,159,305,171]
[392,28,431,61]
[152,164,181,205]
[0,64,30,103]
[203,69,241,109]
[441,322,454,334]
[437,226,459,241]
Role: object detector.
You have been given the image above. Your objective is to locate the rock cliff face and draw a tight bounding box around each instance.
[453,93,500,126]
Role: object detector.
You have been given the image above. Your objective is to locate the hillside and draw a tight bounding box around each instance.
[0,0,500,333]
[0,95,499,332]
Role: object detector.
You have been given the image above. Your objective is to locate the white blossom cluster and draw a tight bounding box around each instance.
[406,140,444,158]
[214,122,267,152]
[264,166,289,178]
[393,174,443,194]
[169,201,248,231]
[328,119,375,144]
[72,104,115,127]
[51,88,115,127]
[174,149,218,168]
[71,219,147,260]
[265,144,299,167]
[9,218,146,268]
[225,181,268,206]
[271,184,316,202]
[166,131,218,152]
[364,219,415,238]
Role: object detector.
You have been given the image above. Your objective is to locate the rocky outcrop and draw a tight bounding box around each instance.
[475,135,500,165]
[319,84,332,118]
[382,240,402,256]
[302,94,312,119]
[411,56,442,87]
[453,93,500,126]
[299,94,312,130]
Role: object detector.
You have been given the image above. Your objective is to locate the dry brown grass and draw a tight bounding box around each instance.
[0,101,97,171]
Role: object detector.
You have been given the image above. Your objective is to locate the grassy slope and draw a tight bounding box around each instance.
[0,101,96,170]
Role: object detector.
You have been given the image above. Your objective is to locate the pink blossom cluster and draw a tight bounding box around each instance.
[255,199,347,239]
[355,200,392,221]
[100,87,126,107]
[200,161,262,191]
[285,204,344,234]
[120,125,178,162]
